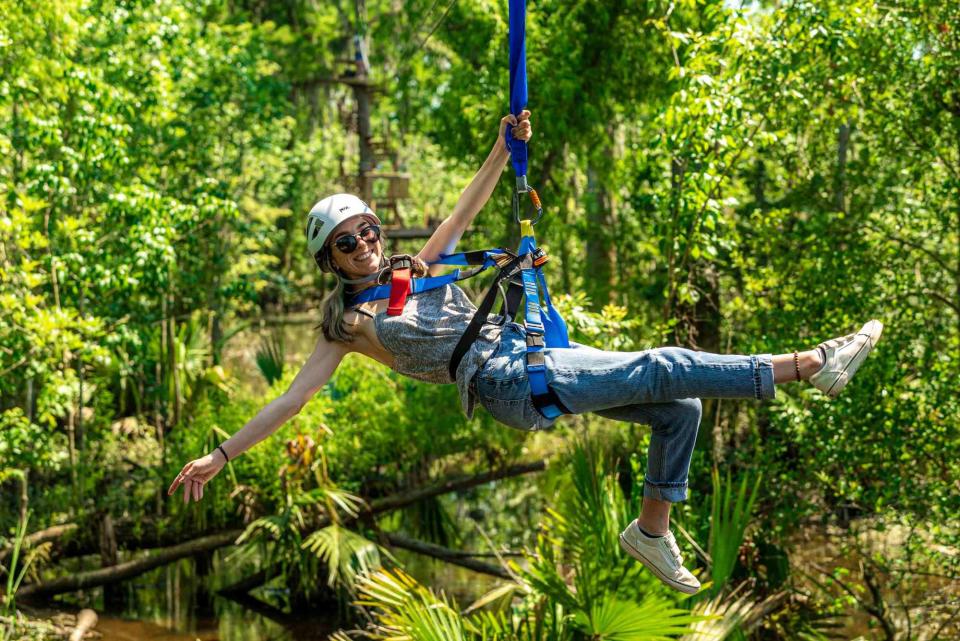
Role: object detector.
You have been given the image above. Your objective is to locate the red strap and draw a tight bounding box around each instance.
[387,267,412,316]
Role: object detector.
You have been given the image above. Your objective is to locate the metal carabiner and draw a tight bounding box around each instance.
[513,176,544,225]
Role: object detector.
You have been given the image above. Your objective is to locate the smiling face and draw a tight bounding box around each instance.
[327,215,383,279]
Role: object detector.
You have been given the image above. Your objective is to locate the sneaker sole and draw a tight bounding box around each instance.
[618,533,700,594]
[824,319,884,398]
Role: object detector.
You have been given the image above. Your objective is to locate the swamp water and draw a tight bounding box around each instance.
[55,550,496,641]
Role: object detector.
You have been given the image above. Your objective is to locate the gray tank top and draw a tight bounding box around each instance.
[366,283,503,418]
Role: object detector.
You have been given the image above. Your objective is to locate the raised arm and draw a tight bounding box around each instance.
[167,334,348,504]
[417,111,531,272]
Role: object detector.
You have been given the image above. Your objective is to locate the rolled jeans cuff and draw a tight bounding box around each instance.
[644,478,688,503]
[752,353,776,400]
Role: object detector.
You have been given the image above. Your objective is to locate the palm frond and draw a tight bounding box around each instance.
[350,568,469,641]
[708,468,761,595]
[572,596,705,641]
[469,609,532,641]
[302,525,383,591]
[463,583,520,615]
[516,532,580,613]
[237,514,293,544]
[255,331,285,385]
[296,486,364,520]
[681,589,759,641]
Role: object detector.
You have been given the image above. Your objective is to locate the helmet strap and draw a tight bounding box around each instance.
[328,245,390,290]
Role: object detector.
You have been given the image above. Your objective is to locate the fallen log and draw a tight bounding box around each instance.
[18,460,547,599]
[17,530,242,599]
[383,533,513,580]
[1,518,219,564]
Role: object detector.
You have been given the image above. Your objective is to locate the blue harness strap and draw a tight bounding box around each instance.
[516,222,570,419]
[345,250,507,307]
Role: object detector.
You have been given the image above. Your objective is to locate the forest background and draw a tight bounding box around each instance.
[1,0,959,640]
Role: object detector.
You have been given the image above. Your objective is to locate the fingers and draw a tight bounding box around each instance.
[181,478,205,504]
[502,111,531,125]
[167,461,195,496]
[514,120,532,142]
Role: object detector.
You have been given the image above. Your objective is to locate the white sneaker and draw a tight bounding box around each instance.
[619,520,700,594]
[809,319,883,398]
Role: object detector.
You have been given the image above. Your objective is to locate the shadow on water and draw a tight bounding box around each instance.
[49,546,501,641]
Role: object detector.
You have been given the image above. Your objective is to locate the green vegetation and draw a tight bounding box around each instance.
[1,0,959,639]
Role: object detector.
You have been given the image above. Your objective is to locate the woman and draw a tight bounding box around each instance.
[168,110,883,595]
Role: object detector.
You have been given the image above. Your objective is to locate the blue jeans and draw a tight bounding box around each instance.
[473,323,776,502]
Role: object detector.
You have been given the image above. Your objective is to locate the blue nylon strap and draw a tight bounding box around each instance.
[345,249,507,306]
[507,0,528,177]
[536,268,570,348]
[346,271,464,306]
[517,231,565,419]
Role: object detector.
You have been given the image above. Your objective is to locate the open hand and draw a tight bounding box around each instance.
[499,110,532,149]
[167,452,226,505]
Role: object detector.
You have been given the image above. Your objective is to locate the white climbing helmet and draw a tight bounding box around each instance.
[305,193,381,259]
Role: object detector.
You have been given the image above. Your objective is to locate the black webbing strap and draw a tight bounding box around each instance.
[448,256,525,381]
[498,277,525,322]
[460,249,500,264]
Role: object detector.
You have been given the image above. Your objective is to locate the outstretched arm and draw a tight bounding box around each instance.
[417,111,532,272]
[167,335,348,504]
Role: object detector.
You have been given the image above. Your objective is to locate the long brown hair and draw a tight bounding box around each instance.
[317,230,429,342]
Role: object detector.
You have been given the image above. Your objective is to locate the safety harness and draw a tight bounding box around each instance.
[345,0,572,420]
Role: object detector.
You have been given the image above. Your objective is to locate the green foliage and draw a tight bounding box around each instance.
[707,468,761,597]
[254,331,285,385]
[1,508,32,618]
[337,442,726,641]
[1,0,958,635]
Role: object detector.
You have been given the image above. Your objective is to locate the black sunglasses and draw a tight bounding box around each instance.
[333,224,381,254]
